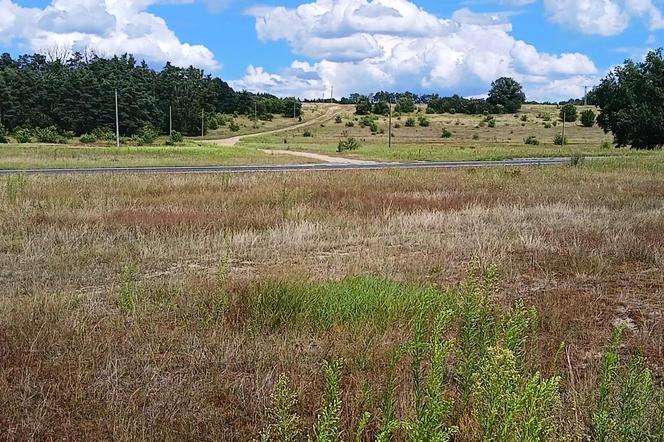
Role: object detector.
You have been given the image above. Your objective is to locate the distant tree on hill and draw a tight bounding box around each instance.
[580,109,596,127]
[560,104,578,122]
[487,77,526,113]
[355,97,372,115]
[395,96,415,113]
[372,101,390,116]
[594,48,664,149]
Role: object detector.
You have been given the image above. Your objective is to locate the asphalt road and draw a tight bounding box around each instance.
[0,157,573,176]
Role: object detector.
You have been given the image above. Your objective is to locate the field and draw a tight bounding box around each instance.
[2,157,664,440]
[243,104,649,162]
[3,104,659,170]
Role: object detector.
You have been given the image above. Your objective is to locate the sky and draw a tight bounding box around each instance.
[0,0,663,101]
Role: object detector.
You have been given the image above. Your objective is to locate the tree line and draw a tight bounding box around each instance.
[0,52,302,137]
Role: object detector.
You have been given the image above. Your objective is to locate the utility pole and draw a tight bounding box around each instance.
[114,89,120,148]
[201,108,204,137]
[169,105,172,135]
[254,101,258,128]
[388,98,392,149]
[330,85,333,104]
[584,86,588,106]
[562,111,566,148]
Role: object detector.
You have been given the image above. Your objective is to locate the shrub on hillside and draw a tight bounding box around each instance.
[337,131,360,152]
[553,133,567,146]
[580,109,596,127]
[170,131,184,143]
[334,115,342,124]
[14,128,32,143]
[560,104,578,122]
[34,126,60,143]
[302,129,313,137]
[405,117,416,127]
[441,128,452,138]
[136,125,159,145]
[345,121,355,128]
[80,133,97,144]
[229,120,240,132]
[418,116,430,127]
[92,127,115,141]
[524,135,540,145]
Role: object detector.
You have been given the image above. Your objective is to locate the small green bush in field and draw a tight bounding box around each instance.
[524,135,540,145]
[92,127,115,141]
[334,115,342,124]
[418,116,430,127]
[337,131,360,152]
[169,131,184,144]
[405,117,416,127]
[80,133,96,144]
[136,125,159,145]
[441,128,452,138]
[34,126,60,143]
[553,133,567,146]
[13,128,32,143]
[302,129,313,137]
[344,121,354,127]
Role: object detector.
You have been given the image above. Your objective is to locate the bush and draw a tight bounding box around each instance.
[520,115,528,122]
[524,135,540,145]
[472,134,480,140]
[405,117,416,127]
[560,104,578,122]
[393,123,401,129]
[580,109,596,127]
[418,116,430,127]
[14,128,32,143]
[441,128,452,138]
[334,115,342,124]
[487,119,496,128]
[92,127,115,141]
[600,140,612,150]
[553,133,567,145]
[207,115,219,130]
[229,121,240,132]
[369,121,379,133]
[80,133,97,144]
[345,121,355,128]
[542,112,551,121]
[337,131,360,152]
[169,131,184,143]
[0,124,8,143]
[136,125,159,145]
[544,122,552,129]
[34,126,60,143]
[302,129,313,137]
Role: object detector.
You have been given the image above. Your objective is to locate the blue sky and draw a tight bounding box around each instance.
[1,0,662,100]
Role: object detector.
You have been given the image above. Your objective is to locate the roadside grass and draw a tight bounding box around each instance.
[2,161,664,439]
[0,142,316,169]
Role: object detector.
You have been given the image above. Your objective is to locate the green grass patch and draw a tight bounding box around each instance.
[249,276,446,330]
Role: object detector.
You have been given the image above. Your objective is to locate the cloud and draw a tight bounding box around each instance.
[543,0,664,36]
[235,0,597,101]
[0,0,219,70]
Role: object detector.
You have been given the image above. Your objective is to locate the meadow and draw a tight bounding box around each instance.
[2,103,655,170]
[2,157,664,440]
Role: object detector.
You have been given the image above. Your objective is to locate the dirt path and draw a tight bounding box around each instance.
[206,106,344,147]
[259,149,379,165]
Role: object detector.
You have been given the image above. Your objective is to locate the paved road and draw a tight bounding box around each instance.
[0,157,573,176]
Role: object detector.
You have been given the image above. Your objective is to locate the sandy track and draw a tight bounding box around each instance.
[205,106,344,147]
[259,149,379,164]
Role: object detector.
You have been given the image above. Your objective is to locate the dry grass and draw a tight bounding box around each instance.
[2,159,664,440]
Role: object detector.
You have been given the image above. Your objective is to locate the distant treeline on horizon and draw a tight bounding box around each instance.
[305,91,594,108]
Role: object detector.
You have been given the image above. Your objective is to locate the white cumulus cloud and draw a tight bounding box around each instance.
[543,0,664,36]
[233,0,598,101]
[0,0,219,70]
